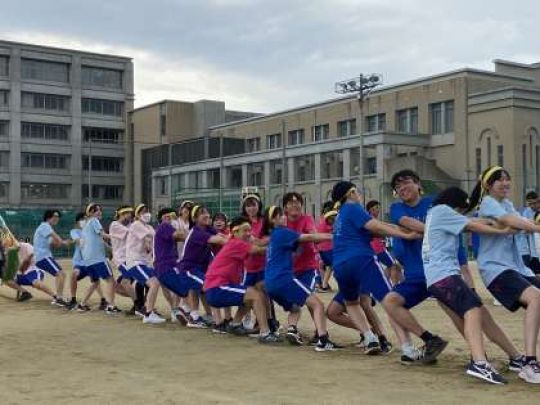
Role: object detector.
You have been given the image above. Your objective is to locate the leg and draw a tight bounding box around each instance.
[480,306,521,358]
[326,300,356,329]
[244,287,270,333]
[70,269,80,300]
[305,294,327,337]
[360,295,386,336]
[382,292,426,338]
[520,286,540,358]
[463,307,487,362]
[32,280,56,298]
[144,277,160,313]
[56,270,66,298]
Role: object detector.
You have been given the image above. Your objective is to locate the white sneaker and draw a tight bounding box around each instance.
[493,299,502,306]
[143,311,166,325]
[170,309,179,323]
[242,313,256,330]
[519,362,540,384]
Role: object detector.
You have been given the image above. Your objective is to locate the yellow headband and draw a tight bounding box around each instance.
[191,205,201,221]
[85,203,98,216]
[346,186,357,198]
[117,207,134,216]
[242,194,261,204]
[134,204,146,217]
[323,210,338,220]
[268,205,277,220]
[333,201,341,210]
[481,166,504,189]
[535,212,540,223]
[180,200,194,210]
[232,222,251,233]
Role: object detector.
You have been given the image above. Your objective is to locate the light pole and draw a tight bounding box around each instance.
[87,138,92,203]
[335,74,383,195]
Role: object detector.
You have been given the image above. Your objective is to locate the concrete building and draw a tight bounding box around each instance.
[143,59,540,215]
[0,40,133,209]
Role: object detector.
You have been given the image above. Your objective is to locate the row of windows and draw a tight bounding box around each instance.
[82,98,123,116]
[0,56,123,89]
[21,92,70,112]
[21,183,70,200]
[82,184,123,200]
[82,156,123,172]
[18,152,123,172]
[1,121,123,143]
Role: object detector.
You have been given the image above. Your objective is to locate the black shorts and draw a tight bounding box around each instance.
[528,258,540,275]
[428,275,482,318]
[487,270,532,312]
[525,275,540,289]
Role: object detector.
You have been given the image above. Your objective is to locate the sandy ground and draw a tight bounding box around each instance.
[0,260,539,405]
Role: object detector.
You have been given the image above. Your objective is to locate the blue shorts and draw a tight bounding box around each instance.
[526,275,540,289]
[392,278,431,309]
[488,270,531,312]
[74,265,98,282]
[333,256,392,303]
[294,269,318,292]
[319,250,333,267]
[266,278,311,312]
[116,263,131,283]
[206,285,246,308]
[87,261,113,280]
[127,264,155,285]
[36,257,62,277]
[158,269,189,298]
[428,275,482,318]
[243,270,265,287]
[16,269,45,286]
[377,250,395,268]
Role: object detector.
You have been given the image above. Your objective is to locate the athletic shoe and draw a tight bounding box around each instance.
[401,348,425,365]
[125,305,136,316]
[143,311,166,325]
[212,323,228,334]
[519,361,540,384]
[66,300,79,311]
[170,309,180,323]
[76,304,91,312]
[268,318,280,334]
[134,306,146,318]
[175,308,190,326]
[286,326,304,346]
[422,336,448,363]
[226,323,250,336]
[259,332,282,344]
[466,361,507,385]
[187,317,209,329]
[381,340,394,355]
[17,291,33,302]
[242,313,256,330]
[309,334,319,346]
[315,336,343,352]
[51,297,68,307]
[201,314,214,328]
[98,298,108,311]
[364,340,382,355]
[104,306,122,315]
[508,355,526,372]
[493,299,502,306]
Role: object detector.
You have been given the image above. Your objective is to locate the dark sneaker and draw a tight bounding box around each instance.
[188,317,209,329]
[17,291,33,302]
[212,323,228,334]
[98,299,108,311]
[364,340,382,355]
[134,306,146,318]
[105,306,122,315]
[268,318,280,334]
[51,297,68,307]
[174,308,190,326]
[226,323,249,336]
[76,304,91,312]
[315,336,343,352]
[381,340,394,355]
[466,361,507,385]
[508,355,526,372]
[66,300,78,310]
[259,332,282,344]
[422,336,448,364]
[309,334,319,346]
[286,326,304,346]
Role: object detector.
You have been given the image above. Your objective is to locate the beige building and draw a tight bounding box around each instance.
[145,59,540,216]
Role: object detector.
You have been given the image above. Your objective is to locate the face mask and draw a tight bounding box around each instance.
[140,213,152,223]
[78,220,86,228]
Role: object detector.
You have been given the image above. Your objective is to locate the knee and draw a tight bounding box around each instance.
[383,292,402,308]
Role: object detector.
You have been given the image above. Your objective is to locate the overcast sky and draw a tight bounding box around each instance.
[1,0,539,112]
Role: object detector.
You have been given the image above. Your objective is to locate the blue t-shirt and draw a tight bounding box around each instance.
[422,205,469,287]
[265,226,300,287]
[70,228,84,267]
[81,217,106,266]
[33,222,53,261]
[477,196,535,286]
[332,202,374,266]
[389,196,433,280]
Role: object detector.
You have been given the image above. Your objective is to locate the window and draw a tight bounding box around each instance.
[429,101,454,134]
[295,155,315,182]
[396,108,418,133]
[365,113,386,132]
[21,92,70,112]
[312,124,329,142]
[321,151,343,179]
[487,137,492,166]
[0,56,8,77]
[247,137,261,152]
[82,66,122,89]
[0,121,8,137]
[160,113,166,137]
[0,151,8,168]
[21,59,69,83]
[83,156,123,172]
[288,129,305,146]
[0,90,9,109]
[247,163,264,186]
[186,171,204,189]
[337,119,356,137]
[172,173,186,191]
[266,133,282,150]
[82,184,123,200]
[208,169,221,189]
[0,183,7,199]
[497,145,504,166]
[83,127,123,144]
[21,183,70,200]
[22,153,69,170]
[21,122,69,141]
[475,148,482,177]
[366,157,377,174]
[229,166,243,188]
[523,144,528,190]
[82,98,123,117]
[157,177,168,196]
[270,160,283,185]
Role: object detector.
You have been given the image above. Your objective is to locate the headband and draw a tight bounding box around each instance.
[180,200,194,210]
[242,194,261,204]
[191,205,201,221]
[345,186,356,199]
[333,201,341,210]
[117,207,134,216]
[231,222,251,233]
[323,210,338,220]
[481,166,504,190]
[268,205,277,220]
[85,203,98,216]
[134,204,146,217]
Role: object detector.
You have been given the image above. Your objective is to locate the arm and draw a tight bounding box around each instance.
[249,245,266,255]
[19,254,33,274]
[460,263,475,289]
[491,214,540,233]
[173,229,186,241]
[465,220,513,235]
[50,231,70,247]
[100,230,111,241]
[298,233,332,243]
[365,219,420,240]
[208,234,229,245]
[397,216,425,233]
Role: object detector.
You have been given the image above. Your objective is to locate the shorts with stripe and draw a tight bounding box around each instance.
[376,250,396,268]
[116,263,131,283]
[158,268,189,298]
[243,270,264,287]
[206,285,246,308]
[36,257,62,277]
[392,278,431,309]
[16,268,45,286]
[293,269,318,292]
[74,265,98,282]
[88,261,114,280]
[266,277,311,312]
[127,264,155,285]
[333,255,392,303]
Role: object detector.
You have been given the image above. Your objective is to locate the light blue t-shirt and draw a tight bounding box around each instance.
[521,206,538,258]
[70,228,84,267]
[477,196,535,286]
[81,217,106,266]
[33,222,54,261]
[422,205,468,287]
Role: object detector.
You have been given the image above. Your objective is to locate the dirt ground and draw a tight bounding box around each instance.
[0,260,538,405]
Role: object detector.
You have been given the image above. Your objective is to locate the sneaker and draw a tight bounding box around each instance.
[493,299,502,306]
[519,361,540,384]
[400,347,425,365]
[134,306,146,318]
[268,318,280,334]
[286,326,304,346]
[258,332,282,344]
[125,305,136,316]
[242,313,256,330]
[212,323,228,334]
[364,340,382,355]
[355,336,366,349]
[466,361,507,385]
[66,300,78,310]
[422,336,448,364]
[143,311,166,325]
[187,317,209,329]
[226,323,250,336]
[98,298,108,311]
[309,334,319,346]
[508,355,526,372]
[170,309,180,323]
[315,336,343,352]
[381,340,394,355]
[174,308,190,326]
[17,291,33,302]
[51,297,68,307]
[76,304,91,312]
[201,314,214,328]
[104,306,122,315]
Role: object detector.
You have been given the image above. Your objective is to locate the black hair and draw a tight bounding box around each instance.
[262,206,283,236]
[433,187,470,211]
[282,192,304,207]
[230,216,250,231]
[75,212,85,222]
[526,191,538,200]
[212,212,228,223]
[390,169,420,190]
[321,201,334,214]
[43,209,61,222]
[366,200,380,212]
[241,194,263,218]
[157,207,175,223]
[468,166,511,211]
[114,204,133,220]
